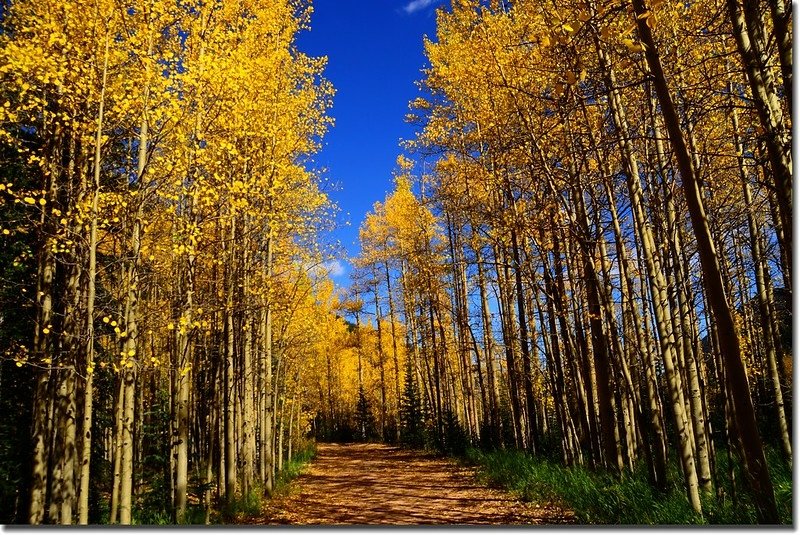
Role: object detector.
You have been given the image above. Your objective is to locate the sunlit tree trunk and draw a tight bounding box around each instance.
[726,0,792,291]
[633,0,778,521]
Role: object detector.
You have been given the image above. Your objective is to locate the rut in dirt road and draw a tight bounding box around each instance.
[259,443,574,525]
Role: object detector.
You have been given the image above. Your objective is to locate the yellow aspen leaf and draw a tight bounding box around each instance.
[24,197,35,204]
[622,38,644,52]
[566,71,577,85]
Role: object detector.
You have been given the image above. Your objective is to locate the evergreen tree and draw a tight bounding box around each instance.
[355,386,373,442]
[399,359,424,448]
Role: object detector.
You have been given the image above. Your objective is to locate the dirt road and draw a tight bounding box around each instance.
[259,443,573,525]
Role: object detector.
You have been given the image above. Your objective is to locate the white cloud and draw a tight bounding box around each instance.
[403,0,439,14]
[321,259,346,278]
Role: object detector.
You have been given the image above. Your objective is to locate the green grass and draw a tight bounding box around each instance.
[113,442,319,525]
[222,441,318,522]
[463,446,792,525]
[274,443,317,495]
[134,505,206,526]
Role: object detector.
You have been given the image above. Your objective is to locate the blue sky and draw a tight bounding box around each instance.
[296,0,445,283]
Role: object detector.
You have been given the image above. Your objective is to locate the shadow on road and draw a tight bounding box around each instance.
[258,442,574,525]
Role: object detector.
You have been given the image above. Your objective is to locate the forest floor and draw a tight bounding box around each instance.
[255,443,575,525]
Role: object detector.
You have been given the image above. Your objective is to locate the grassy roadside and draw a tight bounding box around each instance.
[225,442,318,523]
[462,447,791,525]
[129,442,318,524]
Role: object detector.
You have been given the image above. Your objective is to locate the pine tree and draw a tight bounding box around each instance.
[399,359,423,448]
[355,386,373,442]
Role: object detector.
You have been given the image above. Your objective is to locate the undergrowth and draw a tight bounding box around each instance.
[123,441,318,524]
[222,441,318,523]
[463,446,792,525]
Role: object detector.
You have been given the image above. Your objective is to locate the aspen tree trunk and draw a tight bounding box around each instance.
[168,343,176,510]
[591,142,665,483]
[217,356,225,504]
[49,371,65,524]
[536,284,567,464]
[174,130,198,526]
[426,290,444,443]
[258,270,268,480]
[594,37,700,509]
[608,187,668,484]
[768,0,792,116]
[373,285,387,441]
[726,0,793,288]
[563,232,603,468]
[670,92,715,488]
[510,227,538,453]
[459,236,479,440]
[134,370,145,501]
[731,103,792,466]
[287,394,297,463]
[647,93,711,490]
[468,323,488,435]
[224,219,236,506]
[417,302,436,421]
[204,379,215,525]
[551,231,593,463]
[494,245,523,448]
[118,66,150,524]
[476,244,500,445]
[29,121,62,524]
[58,369,77,525]
[56,135,82,527]
[262,234,274,495]
[75,28,110,524]
[384,261,402,442]
[633,0,777,521]
[174,252,193,522]
[277,396,285,473]
[574,192,621,473]
[763,186,791,293]
[596,231,640,471]
[537,238,570,463]
[573,113,639,470]
[433,304,455,420]
[109,375,124,523]
[118,371,136,525]
[446,217,477,439]
[241,226,255,496]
